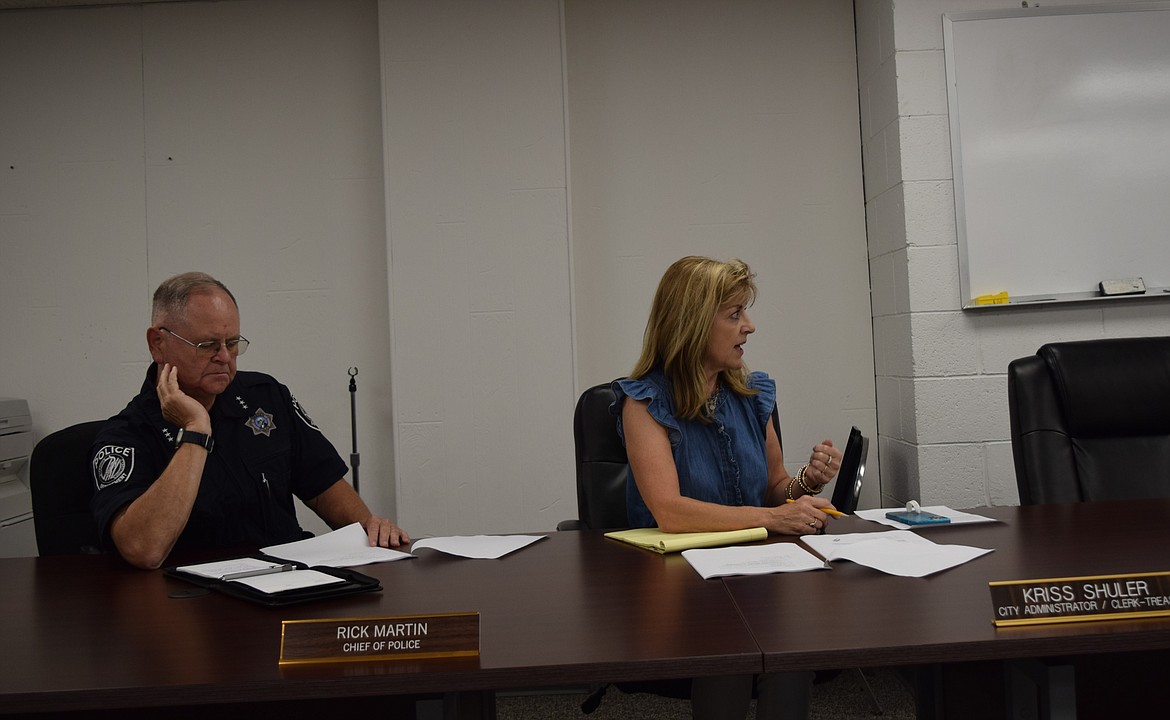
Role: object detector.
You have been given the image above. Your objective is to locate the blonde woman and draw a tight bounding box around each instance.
[613,256,842,720]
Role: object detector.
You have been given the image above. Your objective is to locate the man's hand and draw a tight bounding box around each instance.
[363,516,410,548]
[307,481,408,548]
[157,363,211,432]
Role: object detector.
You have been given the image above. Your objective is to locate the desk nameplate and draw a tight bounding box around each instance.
[279,612,479,665]
[990,571,1170,627]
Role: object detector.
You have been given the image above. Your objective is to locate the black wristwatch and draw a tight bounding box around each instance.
[174,428,214,453]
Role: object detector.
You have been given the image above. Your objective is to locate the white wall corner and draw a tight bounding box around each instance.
[876,376,902,441]
[985,440,1020,506]
[863,57,899,142]
[899,376,918,441]
[865,184,907,260]
[861,127,893,202]
[877,434,919,505]
[854,0,895,83]
[869,252,897,318]
[891,247,912,315]
[873,312,913,378]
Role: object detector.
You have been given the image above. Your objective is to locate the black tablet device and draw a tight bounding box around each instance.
[830,426,868,514]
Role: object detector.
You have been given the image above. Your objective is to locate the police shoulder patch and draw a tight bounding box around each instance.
[290,395,321,430]
[93,445,135,490]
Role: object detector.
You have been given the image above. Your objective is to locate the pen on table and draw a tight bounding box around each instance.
[221,563,295,581]
[786,498,846,517]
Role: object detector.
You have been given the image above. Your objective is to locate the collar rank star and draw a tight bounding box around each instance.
[246,408,276,437]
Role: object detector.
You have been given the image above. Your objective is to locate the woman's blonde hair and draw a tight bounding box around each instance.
[631,256,758,421]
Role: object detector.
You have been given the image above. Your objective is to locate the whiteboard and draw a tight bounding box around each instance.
[944,3,1170,308]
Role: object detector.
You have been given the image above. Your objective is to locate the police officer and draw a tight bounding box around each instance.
[91,272,408,570]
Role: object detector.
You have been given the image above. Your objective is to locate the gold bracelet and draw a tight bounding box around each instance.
[795,464,823,496]
[785,476,798,501]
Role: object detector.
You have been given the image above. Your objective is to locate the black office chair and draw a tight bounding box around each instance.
[29,420,106,555]
[1007,336,1170,505]
[557,382,631,531]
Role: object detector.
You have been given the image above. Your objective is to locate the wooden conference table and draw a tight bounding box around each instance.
[4,499,1169,717]
[2,526,759,716]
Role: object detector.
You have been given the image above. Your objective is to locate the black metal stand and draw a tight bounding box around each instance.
[347,366,360,495]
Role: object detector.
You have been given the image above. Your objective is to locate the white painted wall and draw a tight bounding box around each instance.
[379,0,577,535]
[0,0,393,536]
[859,0,1170,508]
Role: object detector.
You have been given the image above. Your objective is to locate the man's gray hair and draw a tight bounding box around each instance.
[151,272,238,326]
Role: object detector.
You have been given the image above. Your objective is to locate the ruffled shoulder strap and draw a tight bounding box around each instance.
[610,373,682,446]
[747,370,777,432]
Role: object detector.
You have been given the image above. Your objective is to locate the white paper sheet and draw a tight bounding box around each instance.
[409,534,545,559]
[802,530,992,578]
[801,529,933,557]
[230,568,345,593]
[681,543,828,579]
[261,522,414,567]
[176,557,291,580]
[261,523,547,566]
[854,506,997,530]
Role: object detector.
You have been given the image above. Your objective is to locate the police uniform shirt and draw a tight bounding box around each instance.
[90,365,347,553]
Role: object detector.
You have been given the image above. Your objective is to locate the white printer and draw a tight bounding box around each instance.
[0,398,37,557]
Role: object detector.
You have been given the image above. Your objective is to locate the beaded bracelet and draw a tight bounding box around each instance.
[785,476,799,501]
[795,464,823,496]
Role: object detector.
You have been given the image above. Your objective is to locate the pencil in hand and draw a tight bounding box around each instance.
[786,498,846,517]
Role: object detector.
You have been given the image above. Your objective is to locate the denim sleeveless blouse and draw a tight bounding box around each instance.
[612,369,777,529]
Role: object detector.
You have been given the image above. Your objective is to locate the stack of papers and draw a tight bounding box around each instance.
[801,530,993,577]
[260,523,547,567]
[261,523,414,567]
[604,527,768,554]
[682,544,827,579]
[177,557,292,580]
[231,569,343,593]
[675,530,993,580]
[174,558,346,593]
[408,534,546,559]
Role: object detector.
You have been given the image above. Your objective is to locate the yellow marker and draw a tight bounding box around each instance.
[973,291,1010,305]
[786,498,845,517]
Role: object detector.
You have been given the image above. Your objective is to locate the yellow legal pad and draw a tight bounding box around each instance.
[604,527,768,554]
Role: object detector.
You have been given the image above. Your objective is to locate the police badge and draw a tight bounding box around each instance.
[246,408,276,437]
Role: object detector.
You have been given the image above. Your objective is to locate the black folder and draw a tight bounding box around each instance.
[165,558,382,607]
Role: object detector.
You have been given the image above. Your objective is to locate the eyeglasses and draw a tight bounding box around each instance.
[159,326,250,357]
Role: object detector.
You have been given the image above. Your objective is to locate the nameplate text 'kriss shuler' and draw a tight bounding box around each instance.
[989,571,1170,627]
[279,612,479,665]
